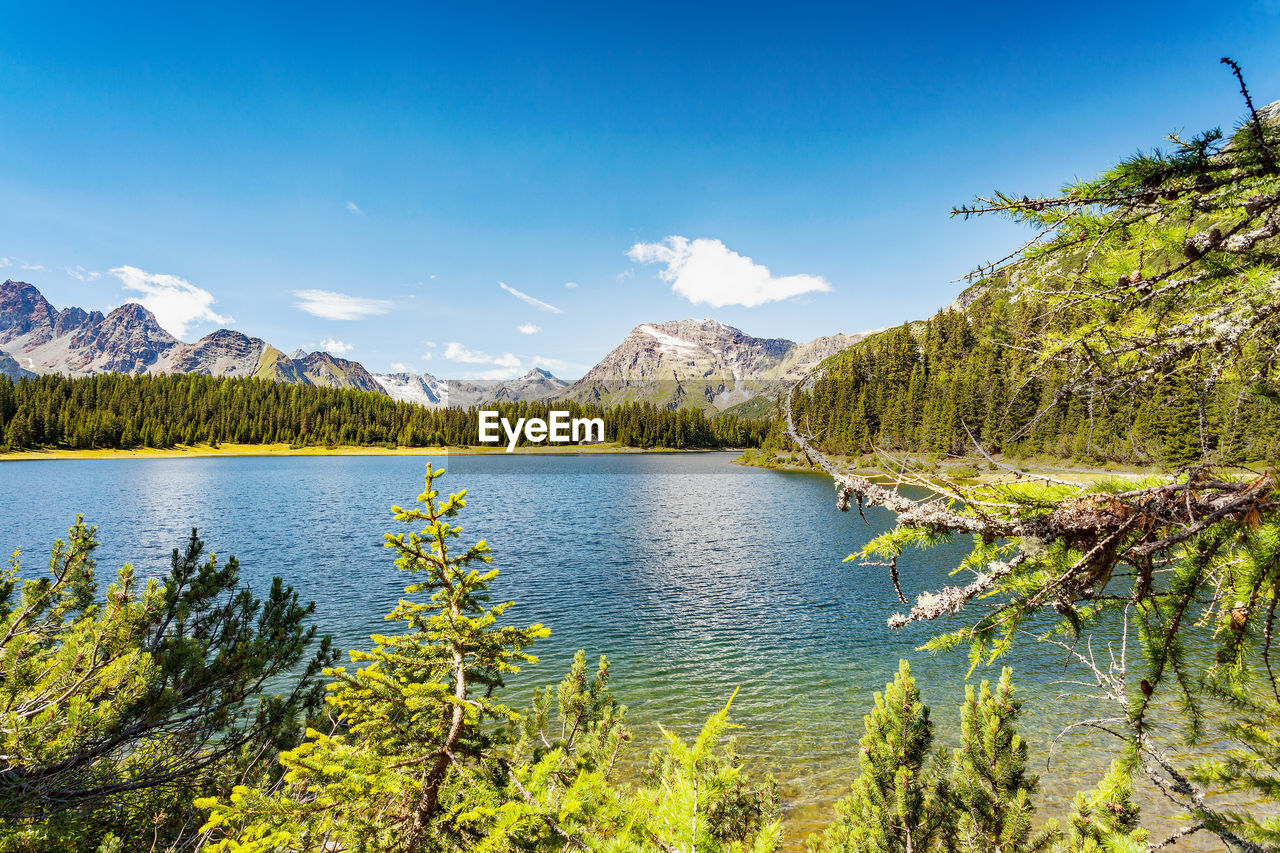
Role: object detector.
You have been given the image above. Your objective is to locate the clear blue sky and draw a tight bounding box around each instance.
[2,1,1278,378]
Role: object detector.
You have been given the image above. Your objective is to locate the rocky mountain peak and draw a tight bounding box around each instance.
[53,305,102,337]
[564,317,868,411]
[0,280,57,341]
[372,370,447,406]
[61,302,179,374]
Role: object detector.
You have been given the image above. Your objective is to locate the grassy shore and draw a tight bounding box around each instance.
[734,447,1168,487]
[0,442,736,461]
[0,443,1170,490]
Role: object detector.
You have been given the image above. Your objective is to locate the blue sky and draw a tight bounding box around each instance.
[2,2,1278,378]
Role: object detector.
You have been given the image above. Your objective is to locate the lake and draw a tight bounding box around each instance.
[0,452,1205,846]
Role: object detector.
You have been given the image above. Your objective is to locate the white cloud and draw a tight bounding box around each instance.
[516,323,541,335]
[424,341,437,348]
[345,201,364,215]
[420,351,433,361]
[564,281,578,289]
[626,236,831,308]
[499,282,561,314]
[67,265,100,282]
[0,258,10,267]
[320,336,353,355]
[390,362,409,372]
[293,289,392,320]
[110,265,232,338]
[615,269,634,283]
[443,341,521,367]
[21,263,46,272]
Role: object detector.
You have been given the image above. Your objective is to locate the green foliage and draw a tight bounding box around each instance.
[198,465,548,852]
[1185,520,1280,848]
[627,692,782,853]
[773,282,1280,467]
[1063,763,1146,853]
[807,661,955,853]
[952,670,1057,853]
[0,520,330,852]
[799,81,1280,853]
[808,663,1152,853]
[198,466,781,853]
[0,373,768,451]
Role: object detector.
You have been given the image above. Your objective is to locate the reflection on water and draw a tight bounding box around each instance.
[0,453,1233,848]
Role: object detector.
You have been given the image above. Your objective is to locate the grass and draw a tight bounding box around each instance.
[733,447,1167,488]
[0,442,735,461]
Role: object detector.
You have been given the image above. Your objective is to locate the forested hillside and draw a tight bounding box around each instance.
[775,270,1280,467]
[0,373,767,451]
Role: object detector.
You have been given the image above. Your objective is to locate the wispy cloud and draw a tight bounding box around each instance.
[345,201,364,215]
[293,289,392,320]
[626,236,830,308]
[110,265,232,338]
[564,281,578,289]
[320,336,353,355]
[615,269,634,283]
[420,351,433,361]
[391,362,409,373]
[499,282,561,314]
[21,263,46,272]
[443,341,521,367]
[0,258,10,268]
[516,323,541,335]
[67,265,100,282]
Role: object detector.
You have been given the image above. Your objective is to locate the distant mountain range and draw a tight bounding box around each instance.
[0,280,385,391]
[559,318,869,411]
[0,280,862,411]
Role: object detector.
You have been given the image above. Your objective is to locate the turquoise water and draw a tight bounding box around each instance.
[0,452,1210,846]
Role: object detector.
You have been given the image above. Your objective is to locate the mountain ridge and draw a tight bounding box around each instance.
[562,317,870,411]
[0,280,863,410]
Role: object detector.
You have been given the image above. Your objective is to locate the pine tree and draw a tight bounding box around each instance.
[0,519,330,850]
[807,660,954,853]
[1063,762,1146,853]
[951,669,1058,853]
[198,465,549,852]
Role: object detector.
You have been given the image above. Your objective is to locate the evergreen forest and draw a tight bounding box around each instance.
[0,373,768,451]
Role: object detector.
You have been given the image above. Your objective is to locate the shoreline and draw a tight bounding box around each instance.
[733,449,1169,488]
[0,442,747,461]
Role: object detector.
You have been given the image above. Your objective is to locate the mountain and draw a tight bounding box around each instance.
[0,349,35,380]
[0,281,861,413]
[451,368,570,406]
[292,350,385,391]
[0,281,182,375]
[164,329,301,381]
[373,367,569,408]
[562,318,869,411]
[372,371,447,406]
[0,280,383,393]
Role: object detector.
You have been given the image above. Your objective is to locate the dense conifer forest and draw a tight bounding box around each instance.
[0,373,768,451]
[774,281,1280,467]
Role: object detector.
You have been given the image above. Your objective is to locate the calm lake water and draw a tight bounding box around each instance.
[0,452,1214,846]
